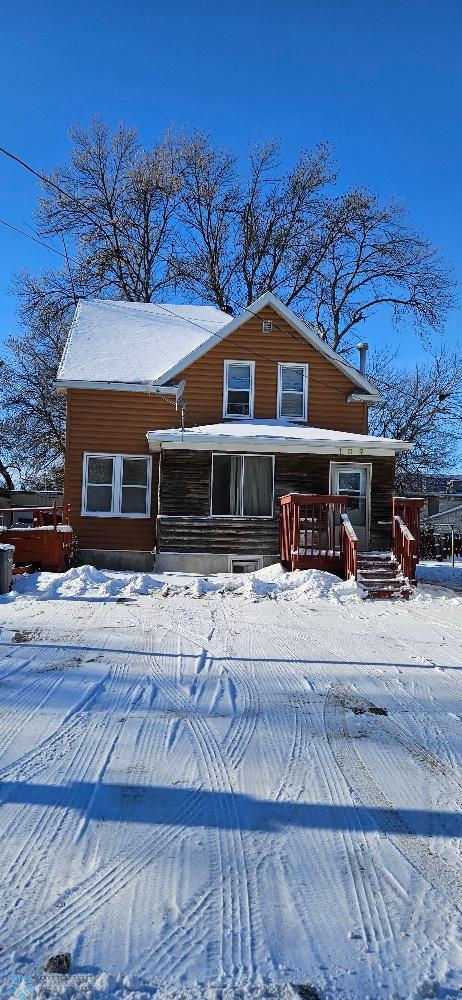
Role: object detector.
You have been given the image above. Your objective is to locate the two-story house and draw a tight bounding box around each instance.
[57,291,412,576]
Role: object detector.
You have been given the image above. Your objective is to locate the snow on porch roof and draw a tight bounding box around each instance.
[146,420,413,454]
[56,299,232,387]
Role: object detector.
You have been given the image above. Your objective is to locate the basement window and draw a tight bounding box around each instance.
[82,454,152,517]
[229,556,262,574]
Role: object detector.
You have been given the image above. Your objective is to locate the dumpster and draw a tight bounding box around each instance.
[0,543,14,593]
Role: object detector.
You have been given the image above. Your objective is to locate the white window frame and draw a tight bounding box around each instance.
[277,362,308,422]
[223,360,255,419]
[210,452,275,519]
[81,453,152,518]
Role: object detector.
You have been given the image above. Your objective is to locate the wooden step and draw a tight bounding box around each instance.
[359,578,403,590]
[356,551,411,599]
[363,587,410,600]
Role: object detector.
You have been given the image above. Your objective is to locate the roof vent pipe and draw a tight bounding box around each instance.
[357,342,368,375]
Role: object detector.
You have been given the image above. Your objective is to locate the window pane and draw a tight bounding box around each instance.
[346,497,366,526]
[122,458,148,486]
[86,485,113,512]
[87,457,113,484]
[280,391,304,418]
[228,364,250,389]
[212,455,242,514]
[121,486,148,514]
[281,366,304,392]
[243,456,273,516]
[227,390,250,416]
[338,472,361,494]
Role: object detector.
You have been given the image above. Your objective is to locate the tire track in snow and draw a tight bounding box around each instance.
[0,658,142,930]
[324,682,462,916]
[0,787,207,971]
[311,733,397,958]
[135,623,256,980]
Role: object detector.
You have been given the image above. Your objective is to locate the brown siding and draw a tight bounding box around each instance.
[157,451,395,554]
[174,306,368,433]
[64,389,181,551]
[159,450,211,516]
[157,517,279,555]
[64,305,373,552]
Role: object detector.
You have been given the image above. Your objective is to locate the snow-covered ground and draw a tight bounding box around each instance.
[0,565,461,999]
[417,558,462,591]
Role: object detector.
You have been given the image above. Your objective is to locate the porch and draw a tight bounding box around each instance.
[279,494,359,578]
[279,493,424,585]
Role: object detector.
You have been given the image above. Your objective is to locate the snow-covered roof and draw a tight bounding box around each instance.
[56,299,232,388]
[56,292,380,401]
[146,420,412,454]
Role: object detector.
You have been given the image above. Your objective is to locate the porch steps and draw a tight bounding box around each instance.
[357,553,412,600]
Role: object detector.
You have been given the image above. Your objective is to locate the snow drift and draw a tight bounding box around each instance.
[11,563,361,605]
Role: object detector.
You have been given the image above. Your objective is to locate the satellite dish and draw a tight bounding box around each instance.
[176,379,186,409]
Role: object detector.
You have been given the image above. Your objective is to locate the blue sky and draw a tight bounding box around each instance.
[0,0,460,374]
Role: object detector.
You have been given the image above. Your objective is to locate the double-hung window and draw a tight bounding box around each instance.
[82,454,152,517]
[211,453,274,517]
[277,363,308,421]
[223,360,255,418]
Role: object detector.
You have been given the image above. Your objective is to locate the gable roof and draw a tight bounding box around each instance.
[56,292,380,401]
[56,299,232,388]
[159,291,380,400]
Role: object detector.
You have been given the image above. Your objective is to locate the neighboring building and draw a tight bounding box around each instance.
[423,496,462,531]
[0,490,63,527]
[57,292,412,573]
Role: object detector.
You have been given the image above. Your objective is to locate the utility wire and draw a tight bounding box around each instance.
[0,217,66,257]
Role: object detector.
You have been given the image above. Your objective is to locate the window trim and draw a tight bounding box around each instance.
[223,360,255,420]
[210,452,275,519]
[277,362,308,422]
[81,452,152,518]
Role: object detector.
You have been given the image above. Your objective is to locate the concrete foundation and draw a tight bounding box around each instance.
[79,549,155,572]
[154,551,280,574]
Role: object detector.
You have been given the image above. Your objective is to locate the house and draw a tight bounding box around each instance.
[56,291,414,578]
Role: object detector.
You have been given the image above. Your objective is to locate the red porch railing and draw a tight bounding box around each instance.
[392,497,424,584]
[392,515,417,583]
[341,512,358,580]
[279,494,357,577]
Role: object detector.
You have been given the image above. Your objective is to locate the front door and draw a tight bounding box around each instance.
[330,463,371,551]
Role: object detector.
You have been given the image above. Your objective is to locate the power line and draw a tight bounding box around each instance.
[0,217,66,258]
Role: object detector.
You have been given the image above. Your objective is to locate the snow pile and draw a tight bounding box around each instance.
[20,972,302,999]
[12,563,361,604]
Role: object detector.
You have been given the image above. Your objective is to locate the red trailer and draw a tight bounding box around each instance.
[0,503,74,573]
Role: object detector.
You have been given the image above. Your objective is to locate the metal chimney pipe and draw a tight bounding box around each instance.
[357,342,368,374]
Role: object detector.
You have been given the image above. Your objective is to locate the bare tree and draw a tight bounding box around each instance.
[368,346,462,492]
[172,135,454,349]
[309,191,455,349]
[32,121,454,349]
[0,279,68,487]
[37,116,183,303]
[174,135,334,314]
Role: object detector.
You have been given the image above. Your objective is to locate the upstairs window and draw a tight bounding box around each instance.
[277,363,308,421]
[223,360,255,418]
[82,454,151,517]
[211,454,274,517]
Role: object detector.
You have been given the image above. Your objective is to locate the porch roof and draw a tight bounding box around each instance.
[146,420,413,455]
